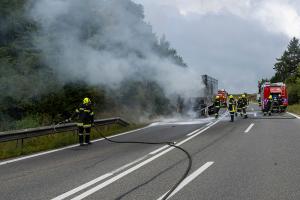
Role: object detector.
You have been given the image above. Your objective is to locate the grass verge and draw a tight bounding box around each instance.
[287,104,300,115]
[0,124,144,160]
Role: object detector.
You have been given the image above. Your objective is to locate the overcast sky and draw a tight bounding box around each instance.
[133,0,300,93]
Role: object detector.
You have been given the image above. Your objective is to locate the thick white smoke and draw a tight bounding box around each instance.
[27,0,204,99]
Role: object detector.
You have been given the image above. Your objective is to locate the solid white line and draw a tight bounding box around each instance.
[186,128,201,136]
[149,145,169,155]
[0,126,149,166]
[244,123,255,133]
[287,112,300,119]
[157,162,214,200]
[111,155,148,174]
[51,173,113,200]
[68,113,227,200]
[51,154,148,200]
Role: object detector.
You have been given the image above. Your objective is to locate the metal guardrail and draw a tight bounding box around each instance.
[0,117,129,143]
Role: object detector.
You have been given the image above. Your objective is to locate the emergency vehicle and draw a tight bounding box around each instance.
[217,89,228,107]
[259,82,288,111]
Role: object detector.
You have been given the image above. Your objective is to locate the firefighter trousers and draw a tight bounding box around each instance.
[78,126,91,145]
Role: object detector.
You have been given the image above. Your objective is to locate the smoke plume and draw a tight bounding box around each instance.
[27,0,203,98]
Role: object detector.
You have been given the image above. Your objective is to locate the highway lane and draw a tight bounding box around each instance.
[1,104,300,200]
[0,119,210,200]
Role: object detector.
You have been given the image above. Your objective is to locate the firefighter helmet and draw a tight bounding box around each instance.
[83,97,91,105]
[268,95,272,99]
[229,95,234,99]
[216,95,220,99]
[242,94,246,98]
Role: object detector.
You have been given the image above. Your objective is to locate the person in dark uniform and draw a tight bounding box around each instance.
[241,94,248,119]
[264,95,273,116]
[214,96,221,119]
[74,97,94,146]
[228,95,235,122]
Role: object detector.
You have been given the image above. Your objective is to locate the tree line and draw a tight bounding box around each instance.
[0,0,185,131]
[263,37,300,104]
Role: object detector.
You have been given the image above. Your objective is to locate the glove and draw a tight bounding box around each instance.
[65,118,71,123]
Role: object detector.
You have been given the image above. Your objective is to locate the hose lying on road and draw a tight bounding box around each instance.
[93,125,192,200]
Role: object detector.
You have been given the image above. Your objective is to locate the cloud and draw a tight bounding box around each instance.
[135,0,300,38]
[134,0,292,93]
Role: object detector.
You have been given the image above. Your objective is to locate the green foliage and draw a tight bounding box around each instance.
[273,37,300,82]
[288,104,300,115]
[271,37,300,105]
[0,0,186,131]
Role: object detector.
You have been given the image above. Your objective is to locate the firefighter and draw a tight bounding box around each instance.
[233,97,238,117]
[228,95,235,122]
[264,95,273,116]
[241,94,248,119]
[214,95,221,119]
[272,96,279,113]
[237,96,243,117]
[278,94,283,112]
[74,97,94,146]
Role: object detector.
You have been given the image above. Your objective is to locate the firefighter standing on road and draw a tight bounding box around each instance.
[278,94,283,112]
[241,94,248,119]
[237,96,243,117]
[214,96,221,119]
[74,97,94,146]
[264,95,273,116]
[272,97,279,113]
[228,95,235,122]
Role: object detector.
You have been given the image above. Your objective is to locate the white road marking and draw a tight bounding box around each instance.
[157,162,214,200]
[186,128,202,136]
[244,123,255,133]
[287,112,300,119]
[0,126,150,166]
[51,155,148,200]
[149,145,169,155]
[251,108,254,111]
[254,112,257,117]
[51,173,113,200]
[65,113,228,200]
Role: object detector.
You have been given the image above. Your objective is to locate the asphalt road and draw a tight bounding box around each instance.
[1,104,300,200]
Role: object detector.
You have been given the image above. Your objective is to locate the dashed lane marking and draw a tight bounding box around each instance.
[157,162,214,200]
[244,123,255,133]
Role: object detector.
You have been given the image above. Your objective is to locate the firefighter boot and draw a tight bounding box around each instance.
[230,114,234,122]
[85,134,91,145]
[79,134,84,146]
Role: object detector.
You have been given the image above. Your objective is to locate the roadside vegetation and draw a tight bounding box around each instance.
[288,104,300,115]
[0,123,144,160]
[0,0,186,131]
[260,37,300,111]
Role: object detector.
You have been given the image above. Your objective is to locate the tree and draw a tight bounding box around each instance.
[273,37,300,82]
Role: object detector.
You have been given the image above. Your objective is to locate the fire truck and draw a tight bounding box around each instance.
[217,89,228,107]
[259,82,288,111]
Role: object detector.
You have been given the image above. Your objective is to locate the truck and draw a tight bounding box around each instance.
[177,74,218,117]
[259,82,288,112]
[217,89,228,107]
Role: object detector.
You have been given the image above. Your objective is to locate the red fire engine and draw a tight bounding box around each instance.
[259,82,288,111]
[217,89,228,107]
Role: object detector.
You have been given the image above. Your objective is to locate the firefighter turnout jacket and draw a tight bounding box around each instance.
[75,103,94,128]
